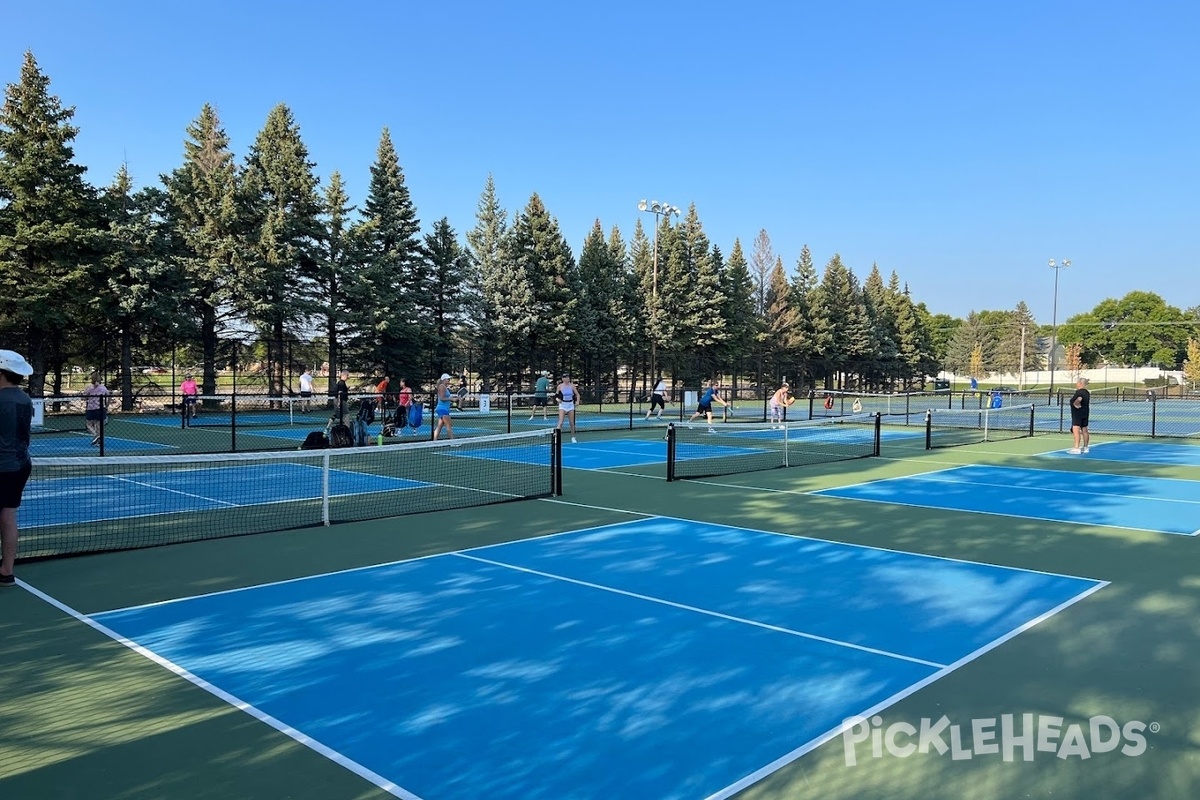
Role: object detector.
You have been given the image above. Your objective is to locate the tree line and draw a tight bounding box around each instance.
[3,52,1196,410]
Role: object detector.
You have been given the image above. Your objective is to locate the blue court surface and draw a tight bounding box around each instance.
[1040,440,1200,467]
[89,517,1102,800]
[130,412,329,428]
[816,465,1200,536]
[23,463,430,528]
[30,434,176,455]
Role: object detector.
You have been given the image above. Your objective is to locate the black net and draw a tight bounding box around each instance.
[22,429,557,559]
[667,415,880,480]
[925,405,1036,449]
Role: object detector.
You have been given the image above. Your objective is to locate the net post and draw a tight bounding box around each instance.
[1027,403,1035,437]
[874,412,881,456]
[231,391,238,452]
[1150,390,1157,438]
[628,390,634,431]
[782,419,789,467]
[98,411,105,457]
[507,389,513,434]
[925,410,933,450]
[665,423,676,481]
[807,390,815,420]
[552,428,563,495]
[321,450,331,526]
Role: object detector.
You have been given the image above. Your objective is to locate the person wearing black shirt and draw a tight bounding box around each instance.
[334,369,350,424]
[0,350,34,587]
[1069,377,1090,454]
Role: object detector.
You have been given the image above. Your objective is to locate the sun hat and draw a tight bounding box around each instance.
[0,350,34,377]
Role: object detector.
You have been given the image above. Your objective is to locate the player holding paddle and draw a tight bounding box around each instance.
[555,373,578,443]
[687,380,727,433]
[769,382,795,426]
[433,373,455,440]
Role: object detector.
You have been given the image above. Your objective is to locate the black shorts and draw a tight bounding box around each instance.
[697,402,712,414]
[300,391,313,399]
[85,408,107,422]
[1071,416,1089,428]
[650,393,665,410]
[0,461,32,509]
[533,396,548,407]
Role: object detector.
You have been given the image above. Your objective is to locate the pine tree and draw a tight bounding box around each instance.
[811,254,871,388]
[862,263,898,389]
[606,224,635,397]
[945,312,997,377]
[750,228,775,316]
[240,103,323,395]
[627,219,655,391]
[466,173,515,387]
[163,103,242,395]
[0,51,102,394]
[351,128,424,382]
[719,238,758,383]
[508,193,577,376]
[763,256,799,381]
[788,245,819,389]
[317,170,355,395]
[98,166,184,408]
[671,206,725,378]
[423,217,470,376]
[576,220,623,395]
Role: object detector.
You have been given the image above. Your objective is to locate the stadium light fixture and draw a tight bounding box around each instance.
[638,199,682,380]
[1048,258,1071,395]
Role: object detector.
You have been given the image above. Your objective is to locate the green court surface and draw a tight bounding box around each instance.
[3,428,1199,800]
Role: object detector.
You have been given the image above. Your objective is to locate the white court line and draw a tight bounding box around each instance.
[91,511,652,616]
[16,578,424,800]
[706,579,1109,800]
[454,552,946,669]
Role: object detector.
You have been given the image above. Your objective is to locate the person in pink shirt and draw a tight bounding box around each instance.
[82,372,110,445]
[180,374,199,426]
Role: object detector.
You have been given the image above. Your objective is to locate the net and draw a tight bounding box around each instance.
[925,405,1036,449]
[22,429,559,560]
[667,415,880,481]
[183,394,338,427]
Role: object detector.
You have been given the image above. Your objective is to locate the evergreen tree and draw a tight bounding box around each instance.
[317,170,355,394]
[945,312,996,377]
[351,128,425,381]
[422,218,470,377]
[762,256,798,381]
[606,224,635,396]
[719,238,758,383]
[994,301,1038,381]
[240,103,323,395]
[575,220,624,397]
[862,263,898,388]
[666,206,725,379]
[0,51,102,394]
[466,173,515,386]
[627,219,655,391]
[811,254,871,388]
[98,166,185,408]
[508,193,576,375]
[163,103,242,395]
[788,245,819,389]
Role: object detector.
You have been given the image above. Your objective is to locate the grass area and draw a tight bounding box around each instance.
[3,431,1199,799]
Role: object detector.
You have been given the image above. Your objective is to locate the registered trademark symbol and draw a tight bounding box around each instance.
[1149,722,1160,734]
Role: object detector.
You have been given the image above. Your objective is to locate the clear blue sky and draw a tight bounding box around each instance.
[4,0,1197,324]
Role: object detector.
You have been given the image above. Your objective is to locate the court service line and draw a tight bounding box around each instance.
[17,579,424,800]
[708,579,1109,800]
[455,552,947,669]
[109,474,241,507]
[90,513,656,616]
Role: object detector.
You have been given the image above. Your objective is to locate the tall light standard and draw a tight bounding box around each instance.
[638,199,681,383]
[1048,258,1071,395]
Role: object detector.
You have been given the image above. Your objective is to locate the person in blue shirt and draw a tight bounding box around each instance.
[433,373,455,440]
[0,350,34,588]
[687,380,727,433]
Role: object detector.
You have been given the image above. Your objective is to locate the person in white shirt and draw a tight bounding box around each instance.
[645,376,669,420]
[298,368,314,411]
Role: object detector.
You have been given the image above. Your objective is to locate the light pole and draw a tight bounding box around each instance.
[638,199,681,384]
[1048,258,1071,396]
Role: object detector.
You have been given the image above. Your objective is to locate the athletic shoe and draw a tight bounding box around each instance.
[707,427,716,434]
[571,437,577,444]
[1067,447,1081,454]
[1081,447,1090,454]
[0,572,14,588]
[91,436,100,446]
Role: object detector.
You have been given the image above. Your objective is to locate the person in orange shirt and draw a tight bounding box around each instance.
[375,375,390,421]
